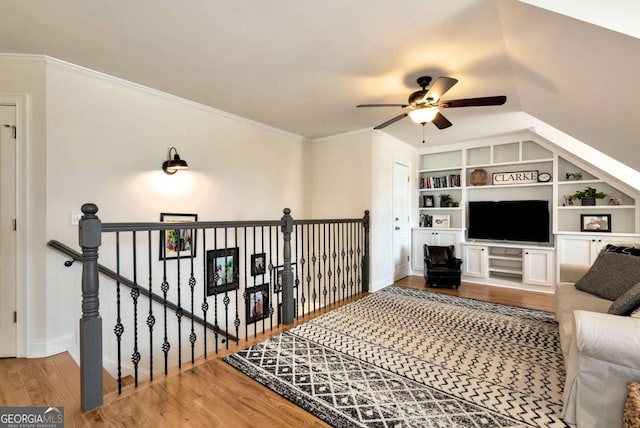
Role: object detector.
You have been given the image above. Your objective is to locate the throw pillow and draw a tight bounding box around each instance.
[605,244,640,257]
[575,251,640,300]
[624,381,640,428]
[608,282,640,315]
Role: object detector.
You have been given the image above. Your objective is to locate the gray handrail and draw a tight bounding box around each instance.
[47,239,236,342]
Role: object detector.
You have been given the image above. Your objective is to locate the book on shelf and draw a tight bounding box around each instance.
[419,173,461,189]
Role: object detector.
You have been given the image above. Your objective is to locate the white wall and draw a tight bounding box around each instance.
[307,131,372,218]
[2,55,309,357]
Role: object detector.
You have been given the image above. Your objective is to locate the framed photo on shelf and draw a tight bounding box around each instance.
[432,214,450,228]
[580,214,611,232]
[251,252,266,276]
[206,247,239,295]
[246,284,269,324]
[563,195,575,206]
[424,195,435,208]
[159,213,197,260]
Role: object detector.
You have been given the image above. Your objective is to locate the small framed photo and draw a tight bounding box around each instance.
[246,284,269,324]
[424,195,435,208]
[251,253,266,276]
[563,195,575,206]
[580,214,611,232]
[432,214,450,228]
[565,172,583,181]
[608,195,622,206]
[206,247,239,295]
[159,213,197,260]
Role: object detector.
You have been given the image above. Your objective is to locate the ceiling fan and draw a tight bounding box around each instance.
[357,76,507,130]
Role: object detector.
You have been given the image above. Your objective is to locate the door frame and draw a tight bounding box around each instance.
[1,94,29,357]
[392,159,412,280]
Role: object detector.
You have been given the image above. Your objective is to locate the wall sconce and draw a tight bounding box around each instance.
[162,147,189,175]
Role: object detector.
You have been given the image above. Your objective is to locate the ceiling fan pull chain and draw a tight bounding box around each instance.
[422,123,426,144]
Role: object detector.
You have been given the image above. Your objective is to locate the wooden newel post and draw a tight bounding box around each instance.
[79,203,103,411]
[281,208,295,325]
[362,210,370,292]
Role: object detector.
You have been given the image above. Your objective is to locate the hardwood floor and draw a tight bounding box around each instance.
[0,277,555,427]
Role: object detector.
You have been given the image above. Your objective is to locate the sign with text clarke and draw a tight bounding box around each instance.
[492,170,538,185]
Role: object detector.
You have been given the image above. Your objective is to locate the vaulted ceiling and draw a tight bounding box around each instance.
[1,0,639,171]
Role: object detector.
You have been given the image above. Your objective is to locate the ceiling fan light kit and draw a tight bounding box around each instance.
[408,106,440,124]
[357,75,507,132]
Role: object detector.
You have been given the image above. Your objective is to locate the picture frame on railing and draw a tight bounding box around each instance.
[580,214,612,232]
[246,284,269,324]
[159,213,198,260]
[206,247,240,295]
[251,252,266,276]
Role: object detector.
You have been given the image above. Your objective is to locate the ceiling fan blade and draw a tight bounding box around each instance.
[357,104,408,108]
[432,112,452,130]
[373,113,407,129]
[440,95,507,108]
[424,77,458,102]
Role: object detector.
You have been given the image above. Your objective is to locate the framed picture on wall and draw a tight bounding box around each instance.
[580,214,611,232]
[206,247,239,295]
[251,253,266,276]
[246,284,269,324]
[159,213,198,260]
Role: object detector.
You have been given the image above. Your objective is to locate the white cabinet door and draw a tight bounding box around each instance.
[412,229,461,271]
[524,249,554,287]
[557,234,634,266]
[462,245,487,278]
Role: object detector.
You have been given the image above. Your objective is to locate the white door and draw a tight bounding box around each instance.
[393,162,411,280]
[0,105,17,357]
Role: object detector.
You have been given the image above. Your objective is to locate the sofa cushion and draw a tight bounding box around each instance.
[604,244,640,257]
[575,251,640,300]
[609,282,640,315]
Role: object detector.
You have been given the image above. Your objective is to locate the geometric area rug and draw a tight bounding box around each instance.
[224,286,569,427]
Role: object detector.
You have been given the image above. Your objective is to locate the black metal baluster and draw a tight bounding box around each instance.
[161,241,170,375]
[114,232,123,394]
[341,222,346,298]
[201,228,208,357]
[273,225,279,329]
[176,235,182,369]
[131,231,140,387]
[328,223,340,305]
[299,224,306,319]
[223,228,230,350]
[347,223,354,297]
[322,223,327,308]
[189,226,196,364]
[294,224,300,320]
[311,224,317,313]
[147,231,154,381]
[357,221,362,293]
[213,228,219,354]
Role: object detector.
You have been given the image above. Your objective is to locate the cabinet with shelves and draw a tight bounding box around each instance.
[556,156,637,234]
[415,137,639,291]
[556,233,636,266]
[461,243,554,291]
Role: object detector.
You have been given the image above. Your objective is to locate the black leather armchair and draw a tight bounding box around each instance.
[424,245,463,289]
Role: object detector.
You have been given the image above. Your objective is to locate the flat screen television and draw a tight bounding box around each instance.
[467,200,550,244]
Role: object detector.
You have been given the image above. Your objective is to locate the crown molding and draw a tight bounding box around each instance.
[0,53,305,141]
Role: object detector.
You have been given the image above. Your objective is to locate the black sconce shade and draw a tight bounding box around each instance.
[162,147,189,175]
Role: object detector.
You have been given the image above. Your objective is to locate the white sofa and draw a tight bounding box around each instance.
[556,263,640,428]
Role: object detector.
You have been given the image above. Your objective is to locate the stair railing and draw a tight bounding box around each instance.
[76,203,370,411]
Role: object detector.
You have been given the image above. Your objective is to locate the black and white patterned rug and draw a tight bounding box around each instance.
[224,286,568,427]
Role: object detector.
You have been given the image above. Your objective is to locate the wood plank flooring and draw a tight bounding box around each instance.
[0,277,556,427]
